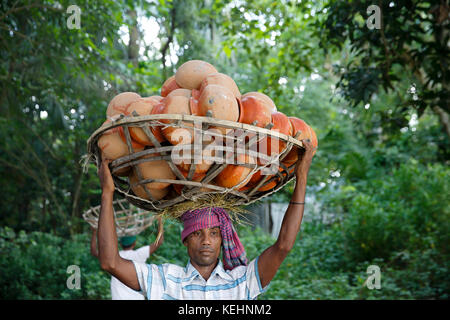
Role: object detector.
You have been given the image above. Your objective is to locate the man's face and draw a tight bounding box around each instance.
[183,227,222,268]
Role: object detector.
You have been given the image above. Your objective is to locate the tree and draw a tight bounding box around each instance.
[319,0,449,139]
[0,0,130,234]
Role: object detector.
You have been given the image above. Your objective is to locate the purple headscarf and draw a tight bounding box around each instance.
[181,207,248,271]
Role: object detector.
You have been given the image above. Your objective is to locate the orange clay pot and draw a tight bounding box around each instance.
[126,98,162,146]
[257,111,292,165]
[173,170,207,195]
[238,94,272,128]
[176,143,215,174]
[98,115,145,153]
[282,117,318,166]
[159,95,194,145]
[106,92,141,119]
[175,60,218,90]
[193,85,239,135]
[215,153,256,189]
[239,169,276,192]
[167,88,192,99]
[133,153,176,190]
[117,126,146,151]
[241,92,277,113]
[240,165,295,192]
[149,100,168,143]
[161,76,181,97]
[199,73,241,99]
[129,171,168,201]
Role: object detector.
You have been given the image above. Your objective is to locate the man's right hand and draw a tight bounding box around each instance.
[98,158,115,195]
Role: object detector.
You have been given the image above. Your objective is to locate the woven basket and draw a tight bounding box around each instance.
[86,114,303,214]
[82,198,156,236]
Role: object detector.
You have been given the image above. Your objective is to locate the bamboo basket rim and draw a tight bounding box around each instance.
[87,114,303,150]
[86,114,304,215]
[82,198,157,236]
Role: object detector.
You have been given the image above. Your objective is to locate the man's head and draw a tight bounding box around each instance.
[120,235,136,250]
[183,226,222,268]
[180,207,248,270]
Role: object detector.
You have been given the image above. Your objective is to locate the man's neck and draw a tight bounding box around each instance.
[191,260,219,281]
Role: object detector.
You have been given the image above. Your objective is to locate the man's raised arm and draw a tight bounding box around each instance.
[257,139,315,288]
[97,158,140,291]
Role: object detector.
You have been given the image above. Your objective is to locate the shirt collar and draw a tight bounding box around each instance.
[185,260,200,279]
[185,260,234,282]
[211,260,234,281]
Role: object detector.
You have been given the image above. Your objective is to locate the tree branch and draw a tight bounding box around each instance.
[161,5,177,79]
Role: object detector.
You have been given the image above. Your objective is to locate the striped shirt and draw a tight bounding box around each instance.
[132,256,267,300]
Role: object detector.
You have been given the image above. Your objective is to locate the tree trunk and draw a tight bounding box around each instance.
[161,5,176,80]
[127,9,139,68]
[432,106,450,138]
[70,141,83,235]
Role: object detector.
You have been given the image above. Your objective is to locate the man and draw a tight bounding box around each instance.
[90,218,164,300]
[97,139,315,300]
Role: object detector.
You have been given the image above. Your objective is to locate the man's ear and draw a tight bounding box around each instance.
[183,239,187,247]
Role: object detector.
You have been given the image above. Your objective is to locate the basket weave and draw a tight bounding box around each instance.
[86,114,303,215]
[82,198,156,237]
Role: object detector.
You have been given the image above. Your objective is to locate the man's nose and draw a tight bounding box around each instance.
[201,232,212,245]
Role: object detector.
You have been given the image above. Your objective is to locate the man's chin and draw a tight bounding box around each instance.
[194,257,219,267]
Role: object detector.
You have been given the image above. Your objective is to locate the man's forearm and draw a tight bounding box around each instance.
[275,172,308,251]
[97,191,119,270]
[90,228,99,257]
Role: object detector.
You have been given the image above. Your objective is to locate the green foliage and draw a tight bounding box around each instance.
[0,0,448,300]
[321,0,449,134]
[0,226,110,299]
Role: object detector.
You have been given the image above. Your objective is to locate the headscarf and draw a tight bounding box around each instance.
[181,207,248,270]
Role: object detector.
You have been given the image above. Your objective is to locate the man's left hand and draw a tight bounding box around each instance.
[294,139,315,178]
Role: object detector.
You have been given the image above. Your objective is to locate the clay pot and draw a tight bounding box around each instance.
[161,76,181,97]
[215,153,256,189]
[257,112,292,165]
[118,126,147,150]
[106,92,141,119]
[144,95,163,103]
[239,168,275,192]
[112,164,132,177]
[241,92,277,113]
[173,170,206,194]
[126,98,161,146]
[199,73,241,99]
[241,165,294,192]
[158,95,194,145]
[176,143,215,174]
[129,172,169,201]
[238,94,272,128]
[175,60,218,90]
[189,89,201,115]
[194,85,239,135]
[133,153,176,189]
[149,101,167,143]
[98,120,144,162]
[167,88,192,99]
[282,117,318,166]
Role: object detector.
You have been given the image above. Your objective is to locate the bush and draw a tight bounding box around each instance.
[337,160,450,264]
[0,227,110,299]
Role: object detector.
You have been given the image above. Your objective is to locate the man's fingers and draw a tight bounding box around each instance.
[301,139,313,149]
[102,158,112,166]
[99,158,112,173]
